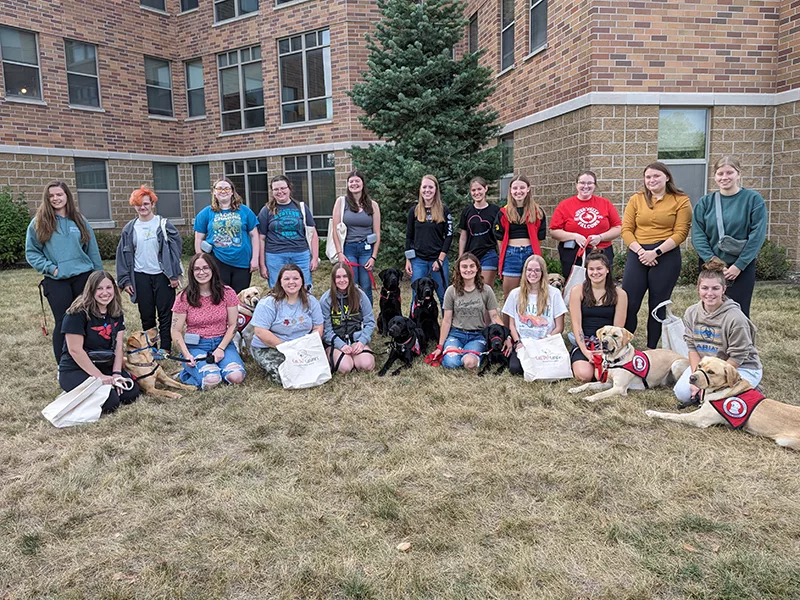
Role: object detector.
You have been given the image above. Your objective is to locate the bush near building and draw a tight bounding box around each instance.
[0,189,32,267]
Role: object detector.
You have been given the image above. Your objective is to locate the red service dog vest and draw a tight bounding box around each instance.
[596,349,650,386]
[709,389,765,429]
[237,311,252,334]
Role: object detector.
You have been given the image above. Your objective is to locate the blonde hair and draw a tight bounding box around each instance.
[211,177,243,212]
[505,174,544,224]
[414,175,444,223]
[517,254,550,317]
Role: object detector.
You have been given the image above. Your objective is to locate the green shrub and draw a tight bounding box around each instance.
[182,234,195,257]
[0,188,32,267]
[756,238,790,281]
[542,249,561,278]
[94,230,120,261]
[679,246,700,285]
[613,249,627,281]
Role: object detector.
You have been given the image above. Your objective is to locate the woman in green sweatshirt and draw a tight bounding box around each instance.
[26,181,102,363]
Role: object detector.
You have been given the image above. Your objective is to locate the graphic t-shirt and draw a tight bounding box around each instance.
[172,286,239,338]
[250,295,324,348]
[59,311,125,372]
[459,204,501,258]
[194,206,258,269]
[550,195,621,249]
[133,217,161,274]
[502,285,567,340]
[257,202,316,255]
[443,285,498,331]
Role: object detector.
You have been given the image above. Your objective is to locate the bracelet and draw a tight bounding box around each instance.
[112,370,122,375]
[436,344,443,350]
[216,346,225,352]
[370,256,376,261]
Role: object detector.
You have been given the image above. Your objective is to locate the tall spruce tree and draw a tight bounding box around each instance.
[349,0,504,265]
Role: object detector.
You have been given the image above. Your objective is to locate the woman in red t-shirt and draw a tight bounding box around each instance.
[550,171,622,278]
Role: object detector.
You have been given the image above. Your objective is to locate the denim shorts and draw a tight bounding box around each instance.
[501,245,533,277]
[479,249,499,270]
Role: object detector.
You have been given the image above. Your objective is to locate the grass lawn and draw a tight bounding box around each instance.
[2,261,800,599]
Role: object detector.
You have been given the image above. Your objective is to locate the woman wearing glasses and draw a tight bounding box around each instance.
[194,177,259,294]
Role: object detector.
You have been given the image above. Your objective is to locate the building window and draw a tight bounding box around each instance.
[192,163,212,214]
[65,40,100,108]
[529,0,547,53]
[185,59,205,117]
[500,0,514,71]
[141,0,166,11]
[218,45,264,132]
[284,153,335,234]
[181,0,199,10]
[657,108,709,205]
[278,29,332,125]
[0,27,42,100]
[224,159,268,213]
[75,159,110,221]
[498,134,514,200]
[215,0,258,22]
[468,13,479,54]
[153,163,182,218]
[145,57,173,117]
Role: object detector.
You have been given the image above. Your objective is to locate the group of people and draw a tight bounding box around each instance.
[25,154,767,412]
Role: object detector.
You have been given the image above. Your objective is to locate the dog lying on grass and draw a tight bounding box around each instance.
[568,325,689,402]
[645,356,800,451]
[124,328,196,398]
[378,315,425,377]
[377,268,402,336]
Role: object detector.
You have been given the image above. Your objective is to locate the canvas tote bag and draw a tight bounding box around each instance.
[325,197,348,263]
[42,377,110,428]
[562,249,587,305]
[519,334,573,381]
[651,300,689,357]
[277,332,332,389]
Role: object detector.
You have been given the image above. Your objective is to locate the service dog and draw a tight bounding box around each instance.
[378,315,425,377]
[410,276,440,349]
[568,325,689,402]
[478,323,510,376]
[124,328,197,398]
[547,273,565,292]
[377,268,402,335]
[645,356,800,450]
[233,286,261,353]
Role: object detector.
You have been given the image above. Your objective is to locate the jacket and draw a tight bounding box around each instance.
[494,207,545,275]
[25,216,102,279]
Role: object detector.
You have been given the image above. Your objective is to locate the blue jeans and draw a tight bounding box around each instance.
[410,256,449,307]
[343,240,374,305]
[442,328,486,369]
[266,250,312,290]
[501,245,533,277]
[179,335,246,389]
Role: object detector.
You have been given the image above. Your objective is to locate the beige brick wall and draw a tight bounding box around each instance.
[771,99,800,265]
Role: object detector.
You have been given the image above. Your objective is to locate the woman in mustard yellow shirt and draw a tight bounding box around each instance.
[621,162,692,349]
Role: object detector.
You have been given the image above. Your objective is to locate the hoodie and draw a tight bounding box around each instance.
[683,297,761,371]
[320,287,375,350]
[25,216,102,279]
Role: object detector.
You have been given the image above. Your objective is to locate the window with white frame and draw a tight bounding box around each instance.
[0,27,42,100]
[145,56,173,117]
[181,0,199,11]
[284,153,335,234]
[192,163,212,214]
[75,159,110,221]
[278,29,332,125]
[498,134,514,201]
[468,12,479,54]
[500,0,515,71]
[657,108,709,205]
[141,0,166,11]
[529,0,547,53]
[215,0,258,23]
[185,59,205,117]
[218,45,264,132]
[65,40,100,108]
[153,163,182,218]
[224,159,268,213]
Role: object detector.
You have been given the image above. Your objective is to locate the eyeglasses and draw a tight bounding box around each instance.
[526,268,542,274]
[193,266,211,273]
[577,182,595,187]
[272,186,289,192]
[215,186,232,192]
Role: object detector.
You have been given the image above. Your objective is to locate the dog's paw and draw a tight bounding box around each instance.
[644,410,657,417]
[567,386,583,394]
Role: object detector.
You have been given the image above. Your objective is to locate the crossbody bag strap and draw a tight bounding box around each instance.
[713,192,725,239]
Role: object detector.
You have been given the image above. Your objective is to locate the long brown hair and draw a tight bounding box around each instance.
[452,253,484,296]
[267,175,302,216]
[181,253,226,308]
[580,251,618,307]
[641,162,686,209]
[329,262,361,314]
[66,270,123,318]
[210,177,243,212]
[344,170,374,216]
[414,174,444,223]
[269,264,310,309]
[505,174,544,224]
[34,181,91,244]
[517,254,550,317]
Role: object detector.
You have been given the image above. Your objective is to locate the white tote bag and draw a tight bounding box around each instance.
[42,377,111,428]
[299,202,316,250]
[325,197,348,263]
[651,300,689,357]
[519,334,573,382]
[562,250,586,305]
[277,332,332,389]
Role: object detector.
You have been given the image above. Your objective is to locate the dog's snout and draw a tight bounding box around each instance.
[689,374,697,384]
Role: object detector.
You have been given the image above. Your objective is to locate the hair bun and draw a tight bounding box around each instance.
[702,256,727,273]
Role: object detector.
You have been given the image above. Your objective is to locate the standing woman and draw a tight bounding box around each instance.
[250,264,324,384]
[493,174,547,301]
[58,271,141,414]
[171,253,246,390]
[568,252,628,382]
[404,174,453,306]
[258,176,319,289]
[26,181,103,363]
[691,156,766,317]
[319,262,376,374]
[428,253,510,370]
[621,162,692,349]
[116,186,183,353]
[458,177,501,289]
[330,170,381,305]
[194,177,259,294]
[550,171,622,278]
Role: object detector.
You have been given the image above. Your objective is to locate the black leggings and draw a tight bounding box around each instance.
[697,257,757,317]
[622,244,682,349]
[58,365,141,414]
[134,272,176,351]
[559,244,614,279]
[42,270,93,364]
[212,256,251,294]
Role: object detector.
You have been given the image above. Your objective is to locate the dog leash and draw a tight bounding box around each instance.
[38,280,49,336]
[342,258,377,289]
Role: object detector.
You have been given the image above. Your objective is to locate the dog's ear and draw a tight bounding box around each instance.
[378,269,386,280]
[127,333,141,349]
[481,326,491,340]
[724,362,741,387]
[621,328,634,346]
[411,279,419,292]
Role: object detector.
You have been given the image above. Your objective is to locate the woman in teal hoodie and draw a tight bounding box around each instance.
[26,181,102,363]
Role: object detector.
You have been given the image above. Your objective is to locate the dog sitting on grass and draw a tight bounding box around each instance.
[377,268,402,335]
[233,286,261,353]
[378,315,425,377]
[410,276,440,351]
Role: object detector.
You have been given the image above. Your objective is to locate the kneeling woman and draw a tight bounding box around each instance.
[320,262,376,373]
[58,271,141,413]
[250,264,324,383]
[171,253,246,389]
[674,257,762,405]
[568,252,628,382]
[429,253,509,370]
[503,255,568,376]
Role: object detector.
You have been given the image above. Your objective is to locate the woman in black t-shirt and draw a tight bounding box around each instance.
[58,271,141,413]
[458,177,501,289]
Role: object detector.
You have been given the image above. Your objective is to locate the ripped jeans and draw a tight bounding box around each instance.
[179,335,246,389]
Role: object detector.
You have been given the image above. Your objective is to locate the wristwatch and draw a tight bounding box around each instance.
[655,248,663,256]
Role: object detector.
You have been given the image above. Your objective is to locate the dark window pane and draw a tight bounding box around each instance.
[469,14,478,54]
[75,159,107,189]
[154,163,179,189]
[312,170,336,217]
[296,156,307,170]
[181,0,199,10]
[284,157,295,171]
[220,68,241,111]
[240,0,258,14]
[3,63,41,99]
[306,48,328,98]
[157,192,182,218]
[244,108,264,129]
[141,0,166,10]
[224,161,236,175]
[234,161,245,174]
[278,39,290,55]
[0,28,38,64]
[242,62,263,107]
[145,58,171,87]
[305,33,317,48]
[65,41,97,75]
[308,98,329,121]
[323,153,335,168]
[530,0,547,50]
[502,0,515,28]
[501,25,514,70]
[147,87,173,116]
[310,154,321,169]
[248,173,268,213]
[222,112,242,131]
[251,46,261,60]
[193,163,210,190]
[68,74,100,107]
[282,102,304,124]
[287,173,307,203]
[77,191,110,220]
[668,164,707,206]
[280,54,304,102]
[228,175,245,198]
[215,0,235,21]
[188,88,205,117]
[193,191,212,213]
[258,159,267,171]
[290,36,302,52]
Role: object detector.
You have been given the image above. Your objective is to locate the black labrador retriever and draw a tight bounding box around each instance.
[410,276,440,349]
[378,315,425,377]
[478,323,510,376]
[377,268,402,335]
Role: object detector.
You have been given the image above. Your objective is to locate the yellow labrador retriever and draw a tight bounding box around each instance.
[568,325,689,402]
[234,286,261,353]
[124,328,197,399]
[646,356,800,450]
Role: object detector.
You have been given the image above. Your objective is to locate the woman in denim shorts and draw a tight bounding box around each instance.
[458,177,501,289]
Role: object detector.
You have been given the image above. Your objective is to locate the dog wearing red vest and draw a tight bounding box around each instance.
[568,325,689,402]
[232,286,261,354]
[646,356,800,450]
